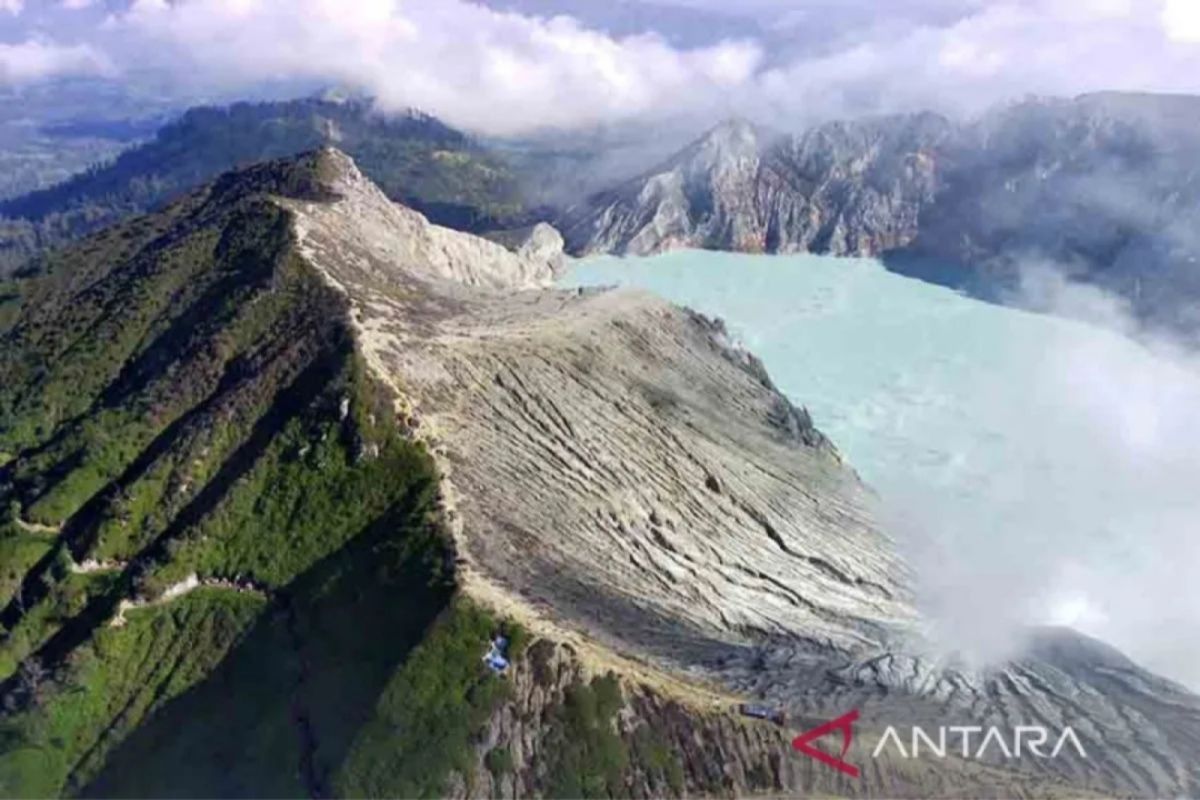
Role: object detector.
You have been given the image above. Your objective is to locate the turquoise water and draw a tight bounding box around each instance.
[565,250,1200,688]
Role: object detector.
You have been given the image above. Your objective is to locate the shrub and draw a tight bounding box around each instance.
[485,746,513,777]
[545,673,629,799]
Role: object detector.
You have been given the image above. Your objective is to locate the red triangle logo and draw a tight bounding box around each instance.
[792,709,861,778]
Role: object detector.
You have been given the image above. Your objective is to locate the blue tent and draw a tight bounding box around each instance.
[483,636,511,673]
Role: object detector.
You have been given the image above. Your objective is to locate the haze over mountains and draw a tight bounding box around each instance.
[0,66,1199,800]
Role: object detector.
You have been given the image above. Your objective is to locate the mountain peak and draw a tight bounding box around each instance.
[0,99,525,275]
[202,146,356,207]
[5,113,1200,799]
[312,143,356,173]
[692,116,760,159]
[705,115,757,139]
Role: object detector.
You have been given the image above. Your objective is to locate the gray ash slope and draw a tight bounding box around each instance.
[561,92,1200,335]
[293,149,1200,797]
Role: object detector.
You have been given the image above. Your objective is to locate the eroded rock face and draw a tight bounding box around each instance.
[458,638,1119,800]
[459,639,800,800]
[285,149,1200,798]
[559,114,950,258]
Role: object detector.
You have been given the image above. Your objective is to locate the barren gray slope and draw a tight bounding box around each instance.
[284,149,1200,798]
[285,151,916,669]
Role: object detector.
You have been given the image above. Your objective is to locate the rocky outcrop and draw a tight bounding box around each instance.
[289,149,559,291]
[484,222,568,275]
[454,639,758,800]
[755,113,948,255]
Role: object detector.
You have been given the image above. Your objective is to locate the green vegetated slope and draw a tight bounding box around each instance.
[0,152,516,798]
[0,98,527,273]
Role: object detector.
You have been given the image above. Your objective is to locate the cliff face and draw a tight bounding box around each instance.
[454,638,1098,800]
[1,149,1198,799]
[755,113,948,255]
[911,92,1200,330]
[559,114,950,258]
[458,638,799,800]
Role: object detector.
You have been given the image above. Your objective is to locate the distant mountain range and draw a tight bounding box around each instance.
[0,78,175,204]
[562,92,1200,335]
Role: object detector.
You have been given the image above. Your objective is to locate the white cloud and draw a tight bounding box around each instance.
[865,260,1200,688]
[4,0,1200,134]
[1,0,23,15]
[1162,0,1200,41]
[740,0,1200,127]
[0,38,112,83]
[90,0,1200,134]
[100,0,762,135]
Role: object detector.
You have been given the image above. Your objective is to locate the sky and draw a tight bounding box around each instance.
[1,0,1200,135]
